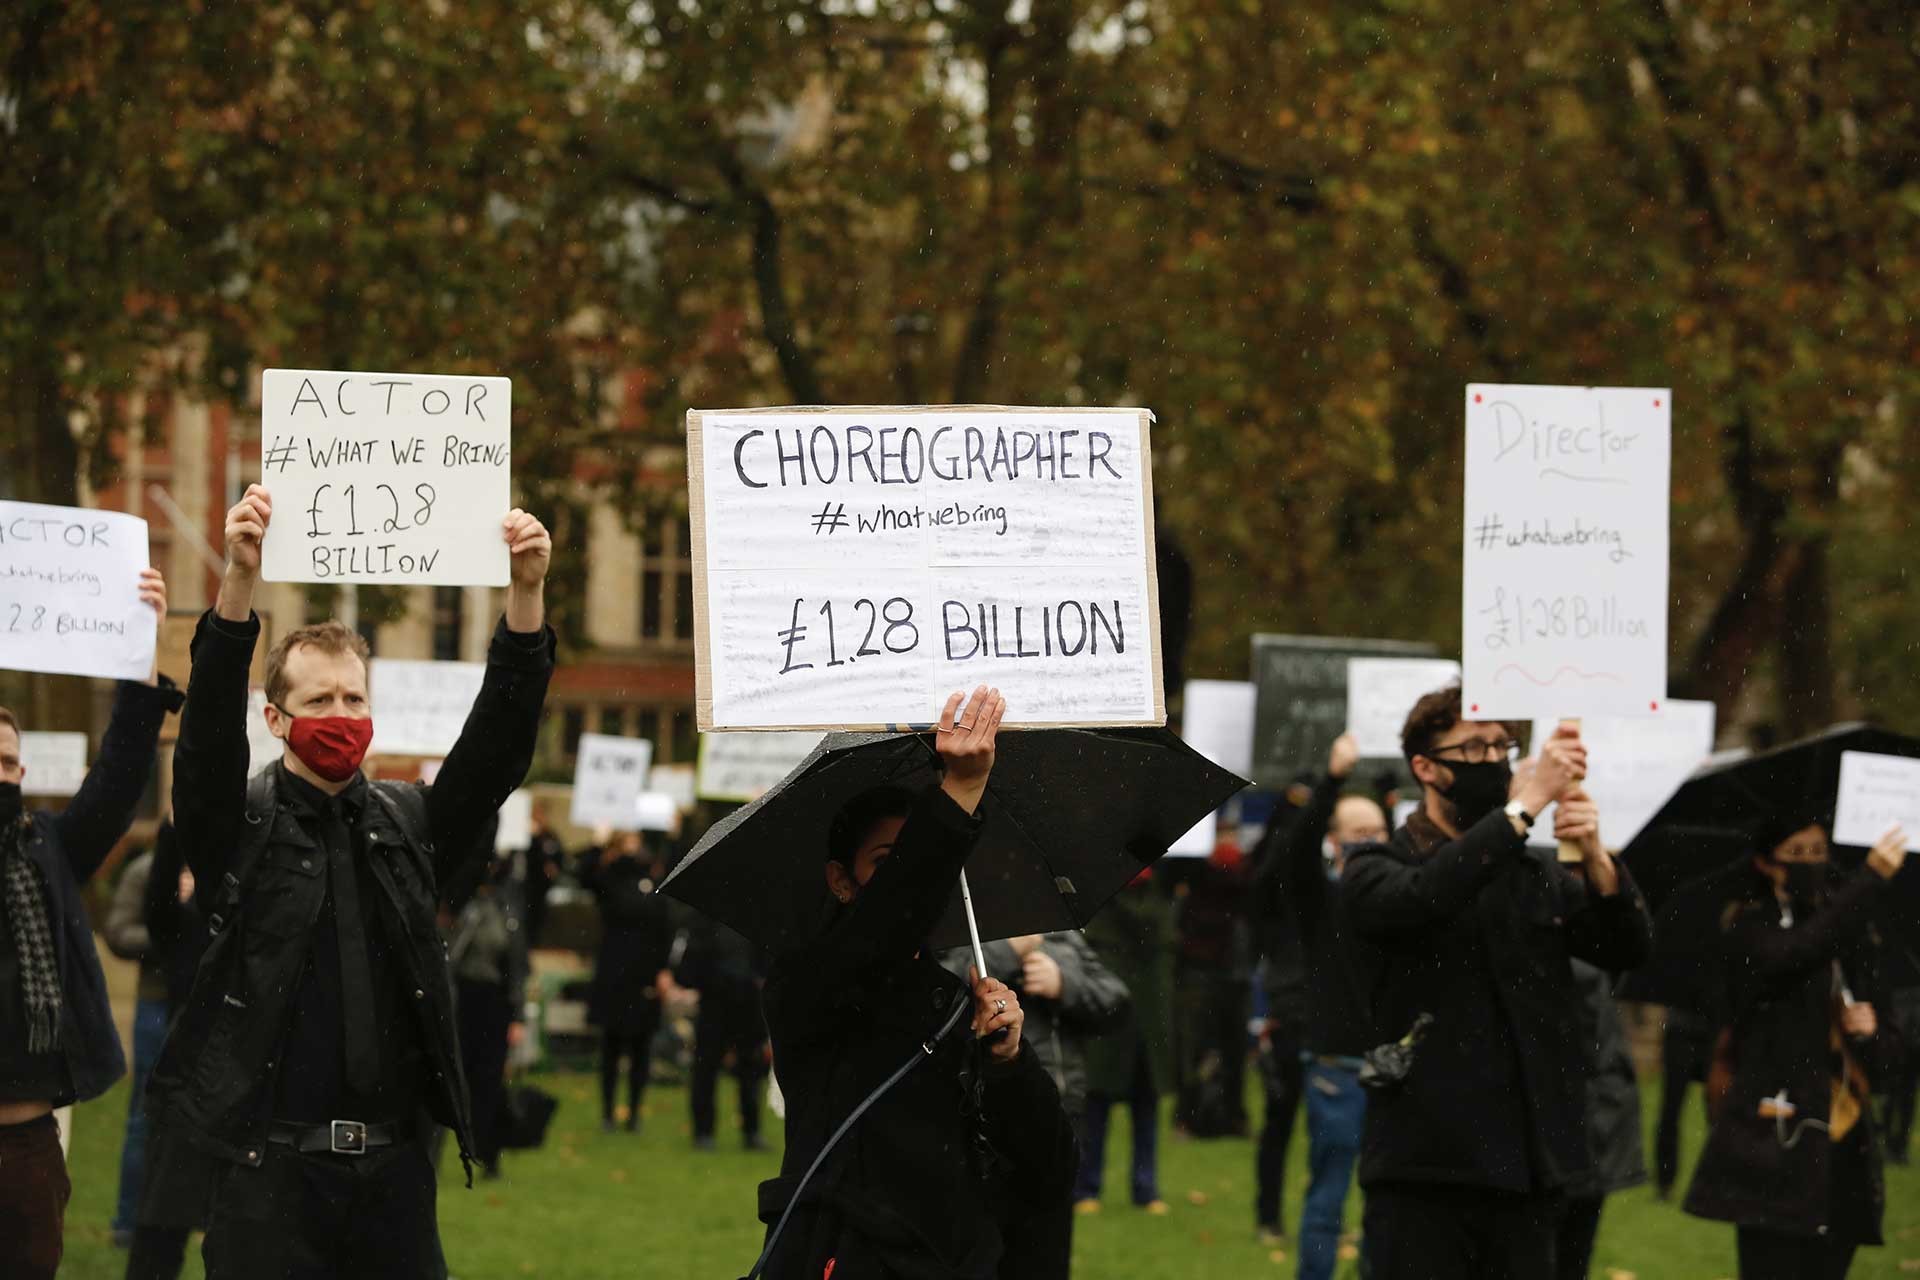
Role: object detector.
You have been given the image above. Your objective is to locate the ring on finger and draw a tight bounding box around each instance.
[994,998,1007,1013]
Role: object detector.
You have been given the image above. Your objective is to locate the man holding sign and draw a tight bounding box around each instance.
[0,567,177,1280]
[150,484,556,1280]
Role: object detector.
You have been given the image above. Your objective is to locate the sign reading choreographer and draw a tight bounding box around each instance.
[1461,384,1671,719]
[258,368,512,586]
[0,501,156,681]
[690,406,1164,729]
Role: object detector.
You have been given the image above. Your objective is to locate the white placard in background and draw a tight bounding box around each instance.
[634,792,679,832]
[1525,700,1717,851]
[697,731,824,802]
[1169,809,1217,859]
[647,764,697,811]
[258,369,512,586]
[19,732,87,797]
[1833,752,1920,852]
[369,659,486,757]
[0,502,155,681]
[495,789,534,852]
[1181,680,1257,780]
[246,690,282,777]
[1347,658,1462,758]
[1461,385,1670,719]
[569,734,656,830]
[692,407,1162,730]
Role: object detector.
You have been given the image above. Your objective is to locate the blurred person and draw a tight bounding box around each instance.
[754,688,1078,1278]
[1654,1003,1718,1198]
[0,568,177,1280]
[581,828,676,1133]
[1683,821,1909,1280]
[1342,687,1652,1280]
[1173,834,1255,1138]
[1250,731,1384,1278]
[1556,958,1647,1280]
[1076,868,1177,1216]
[941,929,1130,1279]
[1881,973,1920,1164]
[444,816,529,1179]
[520,800,566,946]
[102,836,170,1247]
[675,913,770,1152]
[148,485,555,1280]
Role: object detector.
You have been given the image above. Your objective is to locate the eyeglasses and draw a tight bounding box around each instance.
[1423,738,1520,764]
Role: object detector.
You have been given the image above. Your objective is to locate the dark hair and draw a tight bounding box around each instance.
[1400,683,1513,766]
[266,621,371,706]
[827,785,920,868]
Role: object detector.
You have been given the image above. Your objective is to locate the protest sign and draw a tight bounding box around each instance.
[246,690,282,777]
[569,734,656,830]
[1347,658,1462,758]
[368,659,486,757]
[1249,635,1438,788]
[688,406,1163,730]
[1169,809,1216,859]
[495,789,534,852]
[1833,751,1920,852]
[1182,680,1257,780]
[648,764,698,811]
[19,733,87,797]
[634,792,680,832]
[697,731,824,802]
[258,369,512,586]
[0,502,155,681]
[1524,700,1716,852]
[1461,384,1671,719]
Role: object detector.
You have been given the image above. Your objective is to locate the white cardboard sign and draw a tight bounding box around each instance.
[1833,752,1920,852]
[646,764,698,811]
[1461,385,1670,719]
[1169,809,1216,859]
[19,732,87,797]
[689,406,1164,730]
[0,502,155,681]
[1525,700,1717,851]
[1181,680,1257,780]
[697,731,824,802]
[258,369,512,586]
[569,734,656,830]
[368,659,486,757]
[495,789,534,852]
[1347,658,1462,758]
[634,792,679,832]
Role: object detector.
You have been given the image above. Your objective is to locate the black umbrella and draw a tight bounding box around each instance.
[660,727,1246,963]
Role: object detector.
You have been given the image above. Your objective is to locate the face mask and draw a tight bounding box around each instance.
[1439,760,1512,827]
[1782,862,1826,906]
[0,781,21,828]
[278,712,374,783]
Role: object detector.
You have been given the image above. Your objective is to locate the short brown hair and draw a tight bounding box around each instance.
[1400,683,1513,765]
[0,706,18,736]
[265,622,371,706]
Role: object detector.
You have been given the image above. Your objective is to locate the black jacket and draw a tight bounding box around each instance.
[581,848,676,1032]
[141,822,208,1014]
[759,790,1078,1280]
[2,679,180,1105]
[149,610,553,1173]
[1341,806,1653,1194]
[1567,958,1647,1198]
[1684,864,1888,1242]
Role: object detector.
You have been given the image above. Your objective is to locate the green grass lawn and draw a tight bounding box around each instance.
[57,1073,1920,1279]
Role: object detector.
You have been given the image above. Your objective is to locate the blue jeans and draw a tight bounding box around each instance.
[1299,1062,1366,1280]
[113,997,170,1234]
[1075,1043,1161,1205]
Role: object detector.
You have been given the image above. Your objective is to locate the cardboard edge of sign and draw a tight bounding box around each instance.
[686,405,1167,733]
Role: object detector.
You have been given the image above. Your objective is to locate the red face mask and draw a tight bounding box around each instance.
[278,712,374,783]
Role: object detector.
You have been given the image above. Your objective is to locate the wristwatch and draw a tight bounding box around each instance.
[1503,801,1535,838]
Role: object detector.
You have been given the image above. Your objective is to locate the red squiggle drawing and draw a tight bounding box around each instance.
[1494,664,1625,687]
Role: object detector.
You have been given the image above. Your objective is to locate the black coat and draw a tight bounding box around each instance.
[1566,958,1647,1198]
[581,849,676,1032]
[759,789,1077,1280]
[1340,806,1653,1194]
[1684,864,1888,1242]
[150,610,553,1173]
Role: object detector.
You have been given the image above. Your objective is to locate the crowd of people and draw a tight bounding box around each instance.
[1,481,1916,1280]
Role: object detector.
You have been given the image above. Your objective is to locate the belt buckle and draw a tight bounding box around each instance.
[329,1120,369,1155]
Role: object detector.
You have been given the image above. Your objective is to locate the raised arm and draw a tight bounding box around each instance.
[1734,830,1904,990]
[1341,811,1521,939]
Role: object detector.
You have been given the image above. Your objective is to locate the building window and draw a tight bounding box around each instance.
[562,706,586,758]
[431,586,464,661]
[598,706,627,737]
[638,514,695,647]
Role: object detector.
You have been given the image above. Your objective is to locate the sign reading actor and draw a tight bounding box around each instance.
[689,406,1165,730]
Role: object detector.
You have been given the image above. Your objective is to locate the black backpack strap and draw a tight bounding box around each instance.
[208,769,279,936]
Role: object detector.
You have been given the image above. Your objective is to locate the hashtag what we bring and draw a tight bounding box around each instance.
[809,500,1011,538]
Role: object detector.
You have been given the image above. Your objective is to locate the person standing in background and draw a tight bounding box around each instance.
[520,800,567,947]
[445,817,529,1180]
[1557,958,1647,1279]
[103,837,170,1248]
[581,829,677,1133]
[675,913,770,1152]
[1172,835,1255,1139]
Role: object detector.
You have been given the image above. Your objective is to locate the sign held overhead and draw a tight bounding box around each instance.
[0,502,156,682]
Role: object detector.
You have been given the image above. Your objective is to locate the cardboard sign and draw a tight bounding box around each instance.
[258,369,512,586]
[495,789,534,852]
[1833,751,1920,852]
[569,734,656,830]
[368,659,485,757]
[634,792,679,832]
[0,502,155,681]
[1347,658,1463,759]
[1525,700,1716,852]
[1461,384,1671,719]
[1250,634,1439,788]
[688,406,1164,730]
[18,732,87,797]
[646,764,698,811]
[1181,680,1257,780]
[697,731,824,802]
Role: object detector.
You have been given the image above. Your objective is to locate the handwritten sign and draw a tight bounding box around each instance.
[1250,634,1439,788]
[495,789,534,852]
[1461,384,1671,718]
[1525,700,1716,852]
[0,502,154,681]
[1833,751,1920,852]
[569,734,656,830]
[689,406,1163,730]
[368,659,486,757]
[258,369,512,586]
[1347,658,1463,758]
[1182,680,1257,780]
[634,792,679,832]
[697,731,824,802]
[647,764,698,811]
[19,732,87,797]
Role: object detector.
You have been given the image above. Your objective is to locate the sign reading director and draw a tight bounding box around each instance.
[690,406,1165,730]
[259,369,512,586]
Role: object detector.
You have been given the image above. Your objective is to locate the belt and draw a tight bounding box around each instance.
[267,1118,411,1156]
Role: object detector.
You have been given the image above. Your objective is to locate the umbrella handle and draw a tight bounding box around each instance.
[959,867,988,983]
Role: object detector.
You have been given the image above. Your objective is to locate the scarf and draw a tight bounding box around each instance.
[1,813,63,1054]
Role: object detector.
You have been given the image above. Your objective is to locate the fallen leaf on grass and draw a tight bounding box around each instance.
[610,1168,629,1183]
[1268,1250,1288,1265]
[1186,1189,1209,1206]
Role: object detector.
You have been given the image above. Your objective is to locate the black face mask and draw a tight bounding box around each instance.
[1439,760,1512,827]
[0,781,21,829]
[1782,862,1827,909]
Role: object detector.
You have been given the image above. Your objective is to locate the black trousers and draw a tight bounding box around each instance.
[456,978,511,1169]
[1555,1194,1604,1280]
[1656,1019,1713,1193]
[690,986,766,1141]
[1254,1024,1305,1228]
[998,1195,1073,1280]
[600,1003,661,1125]
[0,1114,67,1280]
[202,1138,444,1279]
[1363,1181,1561,1280]
[1735,1228,1857,1280]
[125,1225,190,1280]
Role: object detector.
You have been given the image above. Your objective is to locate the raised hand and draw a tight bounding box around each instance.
[1867,826,1909,881]
[936,685,1005,815]
[216,484,273,621]
[501,509,552,632]
[1519,723,1587,816]
[1329,732,1361,781]
[138,568,169,684]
